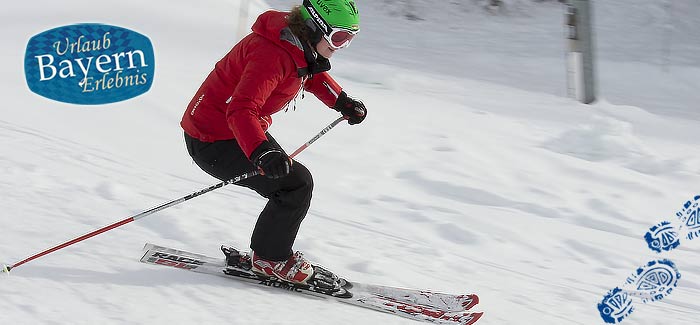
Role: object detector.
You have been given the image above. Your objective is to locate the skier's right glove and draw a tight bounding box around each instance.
[250,141,291,179]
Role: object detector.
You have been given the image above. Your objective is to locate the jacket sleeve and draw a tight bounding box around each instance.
[304,72,343,108]
[226,49,291,158]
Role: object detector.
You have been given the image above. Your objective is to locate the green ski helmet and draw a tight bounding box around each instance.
[300,0,360,49]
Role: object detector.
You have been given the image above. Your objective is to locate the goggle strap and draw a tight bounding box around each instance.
[303,0,333,35]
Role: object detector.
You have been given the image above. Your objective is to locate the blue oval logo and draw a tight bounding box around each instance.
[24,23,155,105]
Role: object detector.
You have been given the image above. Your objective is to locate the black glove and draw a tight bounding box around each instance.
[250,141,291,179]
[333,91,366,125]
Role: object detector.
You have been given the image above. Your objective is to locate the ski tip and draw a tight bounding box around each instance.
[462,294,479,310]
[463,311,484,325]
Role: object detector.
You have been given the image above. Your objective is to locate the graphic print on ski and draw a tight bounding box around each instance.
[140,244,483,325]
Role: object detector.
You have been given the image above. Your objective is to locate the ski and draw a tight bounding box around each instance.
[139,243,483,325]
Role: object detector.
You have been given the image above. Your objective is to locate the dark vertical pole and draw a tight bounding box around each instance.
[566,0,596,104]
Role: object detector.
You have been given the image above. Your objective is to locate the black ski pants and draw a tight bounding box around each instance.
[184,132,313,261]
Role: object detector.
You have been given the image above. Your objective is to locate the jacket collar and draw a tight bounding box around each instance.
[252,11,330,77]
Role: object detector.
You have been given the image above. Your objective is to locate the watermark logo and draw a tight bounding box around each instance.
[597,195,697,323]
[597,287,634,324]
[644,221,680,253]
[24,23,155,105]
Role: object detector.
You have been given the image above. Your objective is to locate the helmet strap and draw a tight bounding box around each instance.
[299,33,331,76]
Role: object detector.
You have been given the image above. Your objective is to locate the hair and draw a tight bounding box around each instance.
[287,6,311,43]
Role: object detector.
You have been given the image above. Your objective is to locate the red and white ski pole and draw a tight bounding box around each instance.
[1,116,346,274]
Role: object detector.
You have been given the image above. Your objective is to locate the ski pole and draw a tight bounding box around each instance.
[1,116,347,273]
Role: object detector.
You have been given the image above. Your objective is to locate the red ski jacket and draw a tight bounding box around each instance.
[181,10,342,158]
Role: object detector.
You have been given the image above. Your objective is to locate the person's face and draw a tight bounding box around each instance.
[315,37,336,59]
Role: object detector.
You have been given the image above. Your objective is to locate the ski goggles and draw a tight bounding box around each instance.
[324,27,359,50]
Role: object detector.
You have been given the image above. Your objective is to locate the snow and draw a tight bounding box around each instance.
[1,0,700,324]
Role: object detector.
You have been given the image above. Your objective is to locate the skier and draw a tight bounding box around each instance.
[181,0,366,285]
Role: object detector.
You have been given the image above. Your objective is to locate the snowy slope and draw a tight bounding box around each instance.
[267,0,700,119]
[2,0,700,324]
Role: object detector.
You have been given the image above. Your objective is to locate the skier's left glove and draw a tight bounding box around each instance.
[333,91,366,125]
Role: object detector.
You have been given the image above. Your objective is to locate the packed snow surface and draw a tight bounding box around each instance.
[1,0,699,324]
